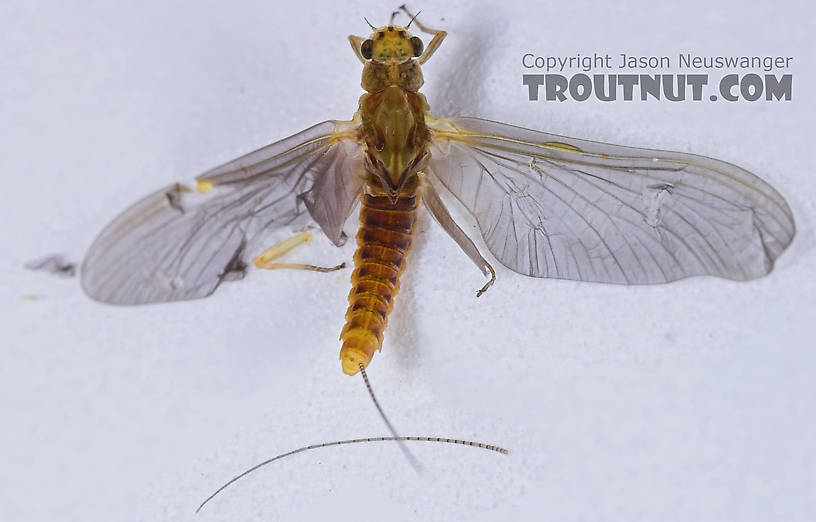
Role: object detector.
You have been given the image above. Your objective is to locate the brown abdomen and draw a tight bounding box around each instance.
[339,188,418,375]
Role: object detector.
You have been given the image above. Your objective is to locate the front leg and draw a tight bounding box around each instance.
[399,5,446,65]
[348,34,368,64]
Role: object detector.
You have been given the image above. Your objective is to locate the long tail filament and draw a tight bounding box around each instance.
[196,436,508,513]
[359,363,421,471]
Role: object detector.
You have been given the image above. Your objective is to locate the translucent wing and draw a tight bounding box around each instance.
[427,117,795,283]
[81,121,364,304]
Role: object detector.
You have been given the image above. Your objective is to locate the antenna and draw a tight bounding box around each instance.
[406,9,422,29]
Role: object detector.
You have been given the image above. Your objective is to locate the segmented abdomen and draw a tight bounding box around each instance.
[339,188,418,375]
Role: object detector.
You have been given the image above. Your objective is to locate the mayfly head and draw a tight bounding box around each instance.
[360,25,423,63]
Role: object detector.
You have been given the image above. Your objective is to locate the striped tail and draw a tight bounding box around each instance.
[339,188,418,375]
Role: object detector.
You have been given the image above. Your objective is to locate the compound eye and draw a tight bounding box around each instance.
[409,36,423,57]
[361,39,373,60]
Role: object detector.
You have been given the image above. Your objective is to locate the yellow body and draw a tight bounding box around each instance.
[338,25,434,375]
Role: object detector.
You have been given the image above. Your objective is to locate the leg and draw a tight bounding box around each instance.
[348,35,367,64]
[399,5,446,65]
[253,232,345,273]
[256,262,345,273]
[419,174,496,297]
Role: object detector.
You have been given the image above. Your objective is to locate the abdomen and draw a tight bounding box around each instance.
[339,183,418,375]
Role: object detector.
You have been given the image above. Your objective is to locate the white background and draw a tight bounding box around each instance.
[2,0,814,520]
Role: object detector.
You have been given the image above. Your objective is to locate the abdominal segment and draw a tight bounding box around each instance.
[339,186,418,375]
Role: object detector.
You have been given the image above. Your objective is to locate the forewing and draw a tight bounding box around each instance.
[427,117,794,284]
[81,121,364,305]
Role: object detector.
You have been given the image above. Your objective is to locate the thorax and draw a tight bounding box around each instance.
[356,60,431,196]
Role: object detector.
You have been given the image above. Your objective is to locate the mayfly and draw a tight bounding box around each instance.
[80,8,795,378]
